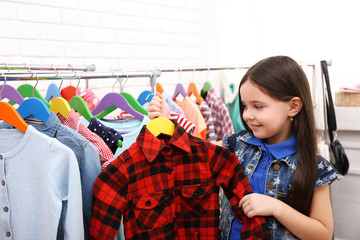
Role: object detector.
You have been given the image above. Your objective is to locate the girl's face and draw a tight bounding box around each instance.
[240,80,293,145]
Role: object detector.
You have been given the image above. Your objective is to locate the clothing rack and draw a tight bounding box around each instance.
[0,63,96,72]
[0,70,162,92]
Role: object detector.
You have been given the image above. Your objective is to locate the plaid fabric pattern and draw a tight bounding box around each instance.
[89,122,271,240]
[198,101,216,142]
[205,88,234,141]
[61,109,115,169]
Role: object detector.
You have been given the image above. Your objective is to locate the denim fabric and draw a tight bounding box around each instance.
[0,126,83,239]
[0,113,102,239]
[220,130,343,240]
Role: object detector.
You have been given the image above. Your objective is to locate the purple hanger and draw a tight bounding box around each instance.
[0,84,24,105]
[91,92,144,120]
[172,83,187,100]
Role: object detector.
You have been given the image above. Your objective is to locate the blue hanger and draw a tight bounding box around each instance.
[45,83,60,101]
[91,92,144,120]
[17,98,51,123]
[137,90,154,105]
[172,83,187,100]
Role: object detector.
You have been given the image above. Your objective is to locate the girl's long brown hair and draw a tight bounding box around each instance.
[239,56,317,215]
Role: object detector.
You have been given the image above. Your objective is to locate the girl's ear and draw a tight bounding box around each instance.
[288,97,302,117]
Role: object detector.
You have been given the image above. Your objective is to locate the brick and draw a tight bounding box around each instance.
[40,24,81,41]
[63,10,100,27]
[100,14,133,29]
[115,1,146,16]
[64,42,102,57]
[0,2,16,20]
[18,4,62,24]
[21,40,64,57]
[82,27,116,43]
[0,20,39,39]
[0,38,20,56]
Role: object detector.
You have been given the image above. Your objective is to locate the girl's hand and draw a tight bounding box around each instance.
[239,193,282,218]
[147,92,171,120]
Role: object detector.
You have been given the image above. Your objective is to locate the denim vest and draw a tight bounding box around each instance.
[220,130,342,240]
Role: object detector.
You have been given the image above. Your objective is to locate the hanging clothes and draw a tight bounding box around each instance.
[162,91,185,117]
[204,88,234,141]
[197,101,216,142]
[89,121,271,240]
[87,117,124,155]
[0,113,102,239]
[59,109,115,169]
[0,126,83,239]
[174,96,207,139]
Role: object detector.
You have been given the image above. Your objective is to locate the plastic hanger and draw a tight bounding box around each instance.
[45,83,60,101]
[60,70,77,102]
[92,92,144,120]
[17,98,51,123]
[146,117,174,137]
[0,102,28,133]
[172,83,187,100]
[201,81,212,99]
[69,75,123,147]
[137,90,154,105]
[50,97,71,118]
[9,82,51,108]
[156,83,164,94]
[187,82,204,104]
[0,72,24,105]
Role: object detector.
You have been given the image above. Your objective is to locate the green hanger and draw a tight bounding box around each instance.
[200,81,212,99]
[69,96,94,123]
[69,95,122,148]
[8,84,51,108]
[95,92,147,119]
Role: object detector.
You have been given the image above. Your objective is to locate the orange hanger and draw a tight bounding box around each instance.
[156,83,164,94]
[0,102,28,133]
[187,82,203,104]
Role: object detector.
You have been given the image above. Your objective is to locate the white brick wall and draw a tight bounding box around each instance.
[0,0,219,99]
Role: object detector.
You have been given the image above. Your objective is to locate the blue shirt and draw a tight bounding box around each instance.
[0,125,83,239]
[230,136,296,239]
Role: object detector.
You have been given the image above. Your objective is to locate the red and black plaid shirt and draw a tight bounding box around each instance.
[89,122,271,240]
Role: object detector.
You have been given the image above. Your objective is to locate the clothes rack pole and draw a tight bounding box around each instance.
[0,63,96,72]
[0,70,161,92]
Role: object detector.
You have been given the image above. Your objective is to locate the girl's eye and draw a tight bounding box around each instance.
[255,105,262,109]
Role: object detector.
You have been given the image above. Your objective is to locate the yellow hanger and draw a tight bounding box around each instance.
[49,97,71,118]
[146,117,174,137]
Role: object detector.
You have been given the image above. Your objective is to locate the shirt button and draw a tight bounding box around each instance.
[1,180,5,186]
[247,166,254,171]
[163,147,170,153]
[194,191,199,197]
[167,169,172,174]
[6,232,11,237]
[4,207,9,212]
[0,155,3,160]
[273,164,280,171]
[146,200,151,206]
[268,183,275,189]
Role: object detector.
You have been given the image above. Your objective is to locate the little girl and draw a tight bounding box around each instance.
[147,56,342,239]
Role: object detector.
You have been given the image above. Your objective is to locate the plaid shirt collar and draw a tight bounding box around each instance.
[137,121,191,163]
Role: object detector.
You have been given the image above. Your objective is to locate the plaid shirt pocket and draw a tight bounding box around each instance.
[180,184,213,215]
[133,192,172,230]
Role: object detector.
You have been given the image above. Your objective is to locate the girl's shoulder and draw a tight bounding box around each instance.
[315,155,343,189]
[222,130,252,151]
